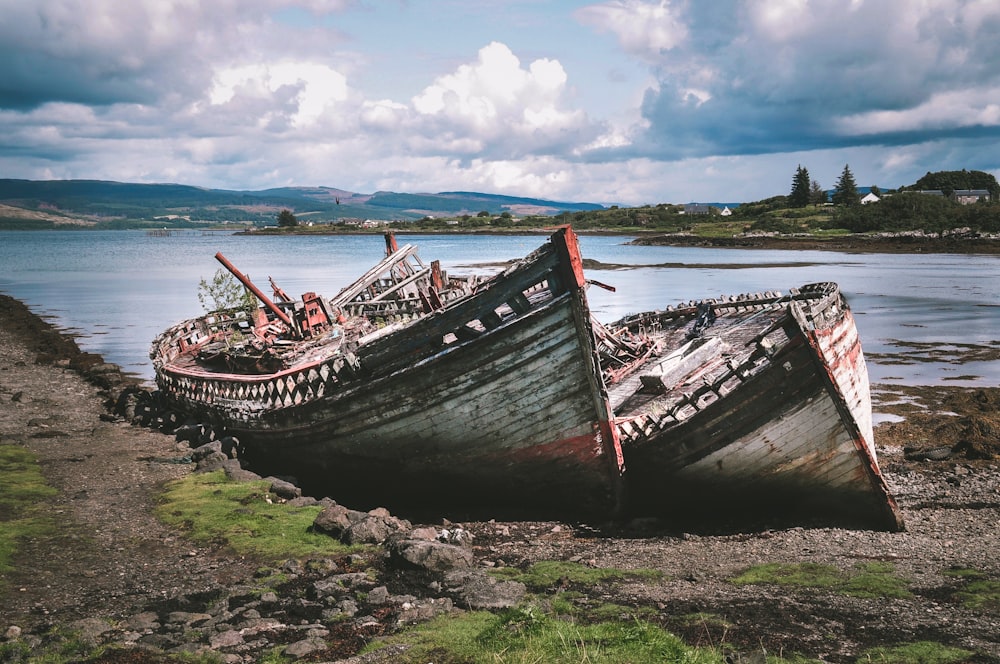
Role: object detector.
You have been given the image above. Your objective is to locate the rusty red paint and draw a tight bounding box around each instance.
[214,252,294,330]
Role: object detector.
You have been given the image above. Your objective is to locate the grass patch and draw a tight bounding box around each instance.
[942,567,1000,612]
[678,611,734,633]
[156,470,361,561]
[548,592,657,623]
[732,561,911,599]
[0,444,59,577]
[364,605,725,663]
[489,559,662,590]
[856,640,974,663]
[841,562,912,599]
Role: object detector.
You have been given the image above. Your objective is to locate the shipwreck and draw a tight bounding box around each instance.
[151,228,903,531]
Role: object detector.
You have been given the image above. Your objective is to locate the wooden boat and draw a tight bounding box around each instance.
[151,228,903,529]
[607,284,903,531]
[152,229,625,519]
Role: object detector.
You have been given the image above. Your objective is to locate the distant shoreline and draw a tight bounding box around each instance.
[629,233,1000,255]
[240,226,1000,254]
[6,224,1000,254]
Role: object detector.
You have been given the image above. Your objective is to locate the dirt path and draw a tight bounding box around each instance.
[0,295,259,628]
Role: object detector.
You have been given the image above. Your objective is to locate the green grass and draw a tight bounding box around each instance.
[489,559,663,590]
[363,606,726,663]
[942,567,1000,612]
[731,561,911,599]
[0,444,59,577]
[156,470,362,560]
[856,640,974,664]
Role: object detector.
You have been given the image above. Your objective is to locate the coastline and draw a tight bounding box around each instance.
[237,226,1000,254]
[629,233,1000,254]
[2,293,1000,661]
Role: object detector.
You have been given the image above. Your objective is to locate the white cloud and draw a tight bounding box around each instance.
[576,1,689,60]
[409,42,594,156]
[209,62,349,127]
[3,0,1000,206]
[836,87,1000,135]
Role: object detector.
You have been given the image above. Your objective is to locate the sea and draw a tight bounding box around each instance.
[1,230,997,388]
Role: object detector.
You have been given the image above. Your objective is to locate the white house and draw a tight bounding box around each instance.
[860,192,880,204]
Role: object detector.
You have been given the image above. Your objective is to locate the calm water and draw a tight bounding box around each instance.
[1,230,998,387]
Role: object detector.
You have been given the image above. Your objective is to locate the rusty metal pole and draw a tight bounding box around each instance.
[214,252,296,332]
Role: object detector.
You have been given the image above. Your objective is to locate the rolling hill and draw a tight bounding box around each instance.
[0,179,604,229]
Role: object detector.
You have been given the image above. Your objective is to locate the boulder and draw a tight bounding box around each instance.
[195,450,229,472]
[342,514,411,545]
[386,539,474,573]
[191,441,223,461]
[267,477,302,500]
[443,570,526,610]
[312,504,365,537]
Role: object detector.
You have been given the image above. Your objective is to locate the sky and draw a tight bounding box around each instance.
[1,0,999,206]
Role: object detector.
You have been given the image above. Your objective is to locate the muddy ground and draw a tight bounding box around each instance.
[1,292,999,662]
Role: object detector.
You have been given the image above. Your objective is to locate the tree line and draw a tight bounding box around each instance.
[789,164,863,207]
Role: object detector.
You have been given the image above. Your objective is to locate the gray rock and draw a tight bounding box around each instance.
[166,611,212,627]
[195,450,229,472]
[209,629,244,648]
[314,573,372,599]
[67,617,113,645]
[312,504,361,537]
[322,598,359,620]
[396,598,454,626]
[366,585,391,605]
[222,459,261,482]
[283,636,328,658]
[191,440,223,461]
[343,514,411,545]
[387,539,474,572]
[409,526,440,541]
[443,570,526,609]
[126,611,160,632]
[267,477,302,500]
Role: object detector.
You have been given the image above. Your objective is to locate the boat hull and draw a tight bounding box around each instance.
[154,228,624,520]
[619,287,903,531]
[233,295,623,518]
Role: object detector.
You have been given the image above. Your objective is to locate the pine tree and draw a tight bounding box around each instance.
[810,179,827,204]
[790,165,811,207]
[832,164,860,207]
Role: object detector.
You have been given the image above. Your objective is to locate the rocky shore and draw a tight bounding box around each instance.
[1,292,999,662]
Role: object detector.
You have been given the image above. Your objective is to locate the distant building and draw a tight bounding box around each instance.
[860,192,880,205]
[720,206,732,216]
[683,204,711,215]
[953,189,990,204]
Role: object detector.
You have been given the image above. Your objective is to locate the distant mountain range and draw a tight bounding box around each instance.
[0,179,605,229]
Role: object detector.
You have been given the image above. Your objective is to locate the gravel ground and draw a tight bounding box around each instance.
[1,292,999,662]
